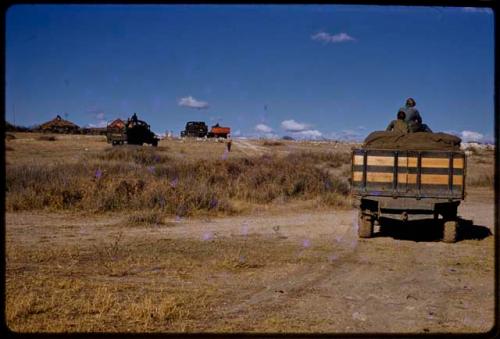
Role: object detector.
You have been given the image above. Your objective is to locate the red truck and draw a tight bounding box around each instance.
[207,123,230,138]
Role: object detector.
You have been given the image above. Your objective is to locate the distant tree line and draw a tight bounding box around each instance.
[5,120,106,135]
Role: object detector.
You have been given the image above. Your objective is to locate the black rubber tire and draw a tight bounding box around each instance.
[358,212,374,238]
[443,220,458,243]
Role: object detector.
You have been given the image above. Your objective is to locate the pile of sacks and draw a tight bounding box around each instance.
[363,131,462,151]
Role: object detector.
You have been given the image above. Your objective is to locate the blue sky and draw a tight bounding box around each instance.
[6,5,494,141]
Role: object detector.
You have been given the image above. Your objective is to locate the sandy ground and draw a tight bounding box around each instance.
[5,187,495,333]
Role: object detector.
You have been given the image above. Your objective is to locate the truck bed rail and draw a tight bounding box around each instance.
[351,149,466,200]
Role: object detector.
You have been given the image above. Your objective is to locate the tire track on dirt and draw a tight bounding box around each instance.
[233,139,269,156]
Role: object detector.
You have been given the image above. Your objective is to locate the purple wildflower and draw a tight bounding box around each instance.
[170,177,179,188]
[241,222,249,236]
[209,197,218,210]
[302,239,311,248]
[158,197,166,208]
[147,166,155,173]
[95,169,102,179]
[202,231,213,241]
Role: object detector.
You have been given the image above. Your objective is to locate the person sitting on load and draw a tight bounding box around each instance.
[386,110,409,134]
[400,97,433,133]
[400,97,423,133]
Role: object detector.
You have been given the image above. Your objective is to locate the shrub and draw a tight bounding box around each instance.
[262,141,283,147]
[37,135,57,141]
[6,149,352,214]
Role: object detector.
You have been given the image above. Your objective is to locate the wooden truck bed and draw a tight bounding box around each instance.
[351,149,466,201]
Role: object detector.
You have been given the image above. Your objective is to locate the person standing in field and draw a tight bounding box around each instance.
[386,110,409,133]
[226,136,232,152]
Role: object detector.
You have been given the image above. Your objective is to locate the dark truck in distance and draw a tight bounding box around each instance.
[351,131,465,243]
[106,114,159,147]
[181,121,231,139]
[181,121,208,138]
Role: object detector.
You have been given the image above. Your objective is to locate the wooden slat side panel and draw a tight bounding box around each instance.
[421,158,449,168]
[453,158,464,169]
[366,172,393,183]
[353,155,364,166]
[352,171,363,182]
[420,174,464,185]
[366,156,394,166]
[453,175,464,186]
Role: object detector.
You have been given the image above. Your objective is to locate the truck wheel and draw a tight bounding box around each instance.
[152,140,158,147]
[443,220,458,243]
[358,211,374,238]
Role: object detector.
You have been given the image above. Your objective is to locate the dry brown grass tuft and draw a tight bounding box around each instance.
[6,231,330,332]
[6,148,352,214]
[127,211,168,226]
[466,149,494,187]
[37,135,58,141]
[262,140,284,147]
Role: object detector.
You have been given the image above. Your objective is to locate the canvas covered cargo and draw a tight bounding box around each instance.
[363,131,461,151]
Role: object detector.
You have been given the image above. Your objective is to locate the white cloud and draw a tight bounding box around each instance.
[255,123,273,133]
[232,129,241,136]
[86,110,107,128]
[293,129,323,139]
[460,130,484,142]
[281,119,310,132]
[462,7,492,14]
[87,121,107,128]
[178,96,209,109]
[311,31,356,44]
[327,128,367,141]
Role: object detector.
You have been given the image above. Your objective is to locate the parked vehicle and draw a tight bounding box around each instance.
[180,121,208,138]
[207,123,231,139]
[181,121,231,139]
[351,146,466,243]
[106,114,159,147]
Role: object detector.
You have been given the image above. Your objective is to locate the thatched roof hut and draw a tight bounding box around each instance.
[108,118,126,130]
[39,115,80,133]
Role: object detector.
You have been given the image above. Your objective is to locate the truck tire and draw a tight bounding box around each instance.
[443,220,458,243]
[152,140,158,147]
[358,211,374,238]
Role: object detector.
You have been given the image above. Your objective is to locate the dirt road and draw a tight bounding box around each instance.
[5,188,495,333]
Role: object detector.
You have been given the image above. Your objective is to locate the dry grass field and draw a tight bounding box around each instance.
[5,132,496,334]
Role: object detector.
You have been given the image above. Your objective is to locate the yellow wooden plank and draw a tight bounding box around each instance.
[421,158,449,168]
[407,174,417,184]
[399,157,417,167]
[366,156,394,166]
[366,172,393,183]
[421,174,448,185]
[353,155,364,166]
[352,171,363,182]
[397,173,407,183]
[420,174,464,185]
[453,158,464,169]
[453,175,464,186]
